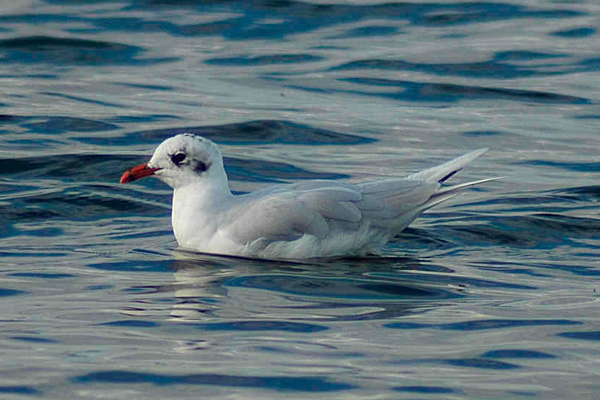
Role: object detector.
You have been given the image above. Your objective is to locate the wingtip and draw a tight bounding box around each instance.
[468,147,490,158]
[409,147,491,183]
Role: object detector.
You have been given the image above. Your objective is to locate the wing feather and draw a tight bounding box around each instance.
[225,194,329,243]
[223,148,491,249]
[356,180,439,221]
[297,189,362,222]
[355,179,423,195]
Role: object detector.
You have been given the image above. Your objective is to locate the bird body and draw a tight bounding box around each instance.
[121,133,493,259]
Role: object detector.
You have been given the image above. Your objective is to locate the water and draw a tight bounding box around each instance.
[1,0,599,398]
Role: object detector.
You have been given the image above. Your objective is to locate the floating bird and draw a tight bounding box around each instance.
[121,133,493,259]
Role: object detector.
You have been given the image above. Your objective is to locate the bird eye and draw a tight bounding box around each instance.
[171,152,186,166]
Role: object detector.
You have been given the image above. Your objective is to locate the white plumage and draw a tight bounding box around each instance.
[120,133,494,259]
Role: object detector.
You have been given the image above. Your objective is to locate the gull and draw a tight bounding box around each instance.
[120,133,494,260]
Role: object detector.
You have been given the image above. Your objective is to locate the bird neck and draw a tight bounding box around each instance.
[173,171,233,218]
[170,174,234,249]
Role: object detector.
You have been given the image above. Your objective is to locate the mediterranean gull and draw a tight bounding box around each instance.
[120,133,494,259]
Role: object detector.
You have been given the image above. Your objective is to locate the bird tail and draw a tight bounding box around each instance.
[407,148,489,183]
[409,148,499,212]
[435,177,501,197]
[416,177,501,215]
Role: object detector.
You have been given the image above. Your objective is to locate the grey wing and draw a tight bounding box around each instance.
[295,185,363,232]
[225,148,491,245]
[223,182,363,245]
[292,180,442,233]
[353,179,441,230]
[226,179,442,245]
[353,148,493,230]
[223,193,329,245]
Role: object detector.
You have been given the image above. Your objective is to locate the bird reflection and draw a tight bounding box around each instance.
[158,250,461,324]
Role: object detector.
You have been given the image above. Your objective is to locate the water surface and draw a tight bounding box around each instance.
[1,0,600,399]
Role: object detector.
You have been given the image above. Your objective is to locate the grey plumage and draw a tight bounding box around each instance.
[217,148,493,253]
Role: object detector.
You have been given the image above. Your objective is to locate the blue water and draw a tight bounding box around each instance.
[1,0,600,398]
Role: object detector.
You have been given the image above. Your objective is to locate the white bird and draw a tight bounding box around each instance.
[120,133,494,260]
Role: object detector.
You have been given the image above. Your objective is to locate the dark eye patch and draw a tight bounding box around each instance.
[195,161,208,173]
[171,152,186,166]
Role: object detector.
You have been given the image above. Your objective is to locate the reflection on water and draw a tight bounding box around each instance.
[165,253,461,323]
[116,251,542,328]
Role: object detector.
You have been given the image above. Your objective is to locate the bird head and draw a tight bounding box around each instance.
[120,133,225,189]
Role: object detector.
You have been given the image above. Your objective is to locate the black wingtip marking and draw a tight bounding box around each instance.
[439,169,460,183]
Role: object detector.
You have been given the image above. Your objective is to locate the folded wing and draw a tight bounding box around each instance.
[224,148,491,247]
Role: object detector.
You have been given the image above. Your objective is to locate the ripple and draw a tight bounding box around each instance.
[2,188,167,223]
[0,287,27,297]
[8,272,75,279]
[335,77,590,104]
[0,386,40,395]
[557,330,600,341]
[206,54,325,66]
[550,27,596,38]
[21,116,119,134]
[225,156,349,184]
[39,93,125,109]
[227,274,455,301]
[195,320,328,333]
[482,349,556,359]
[332,59,540,79]
[75,120,374,146]
[385,318,581,330]
[422,213,600,250]
[89,260,172,273]
[10,336,59,344]
[462,130,506,137]
[393,385,456,394]
[520,160,600,173]
[441,319,581,331]
[122,1,583,39]
[0,35,173,65]
[444,358,520,370]
[419,4,581,26]
[494,50,566,62]
[0,154,127,179]
[550,185,600,201]
[100,320,160,328]
[334,25,399,39]
[0,115,121,136]
[74,370,355,391]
